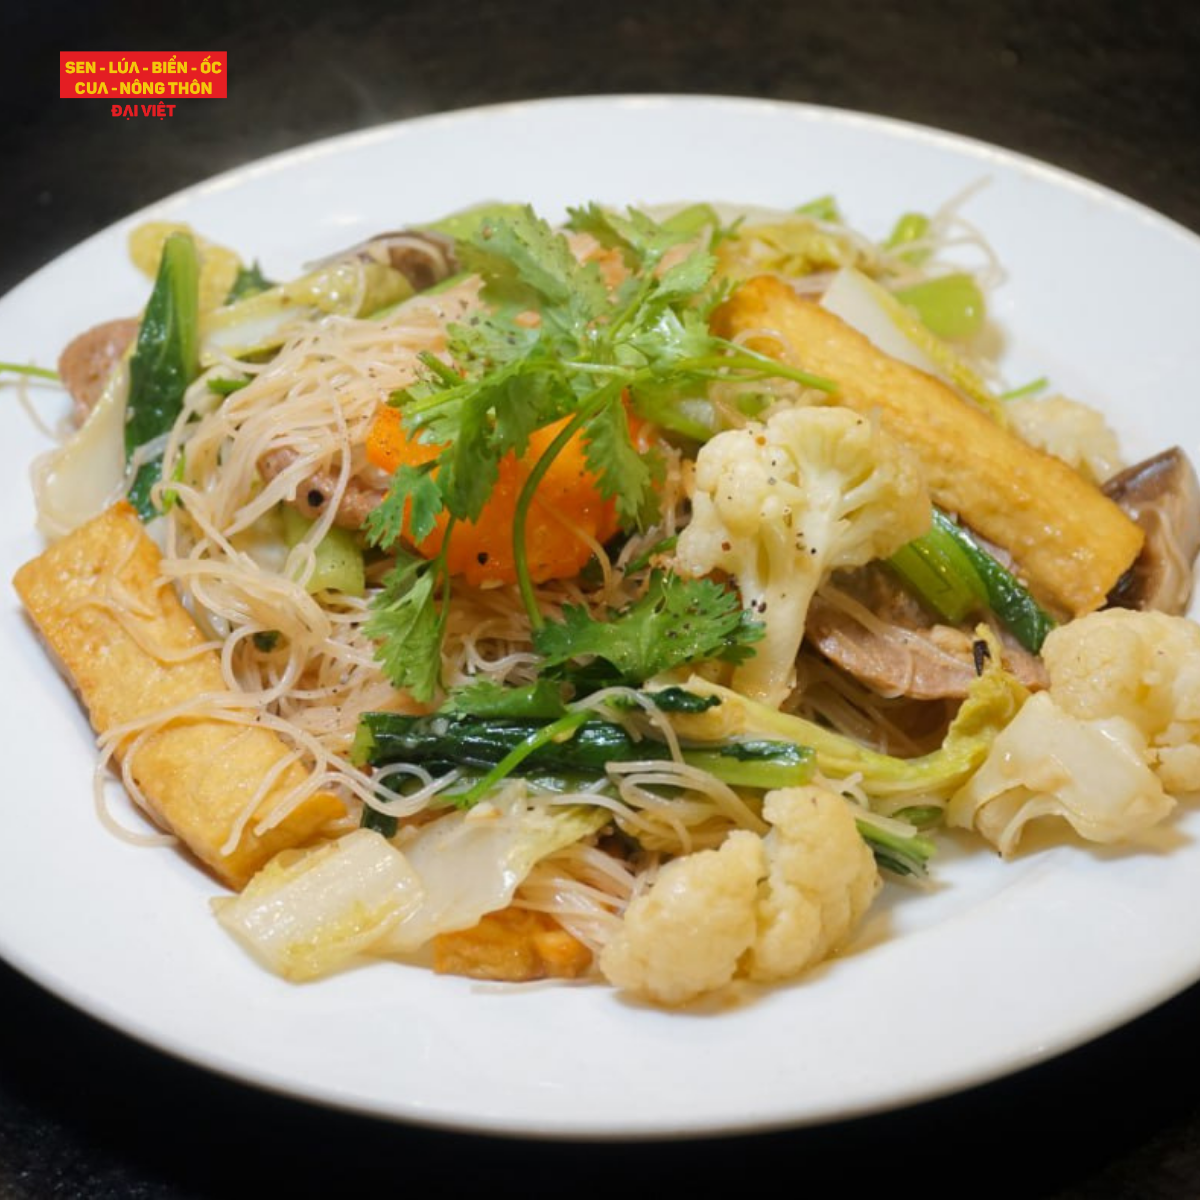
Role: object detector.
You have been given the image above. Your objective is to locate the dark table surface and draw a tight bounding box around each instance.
[3,2,1200,1196]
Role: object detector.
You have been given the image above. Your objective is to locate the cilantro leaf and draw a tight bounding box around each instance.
[583,393,660,530]
[363,553,445,702]
[565,203,690,270]
[364,462,442,550]
[457,205,608,338]
[224,260,275,304]
[533,571,763,688]
[446,306,542,376]
[373,202,833,632]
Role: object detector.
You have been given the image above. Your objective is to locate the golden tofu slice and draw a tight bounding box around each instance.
[433,907,593,982]
[13,503,344,888]
[714,276,1144,616]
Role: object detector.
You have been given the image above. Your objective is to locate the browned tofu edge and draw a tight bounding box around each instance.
[13,502,345,889]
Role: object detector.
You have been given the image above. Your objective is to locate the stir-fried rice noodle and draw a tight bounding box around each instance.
[24,198,1026,984]
[514,842,638,953]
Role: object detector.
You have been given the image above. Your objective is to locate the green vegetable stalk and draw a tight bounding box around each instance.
[889,508,1056,652]
[894,273,986,341]
[280,506,365,597]
[675,654,1028,809]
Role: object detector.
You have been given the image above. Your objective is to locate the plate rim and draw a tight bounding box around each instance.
[4,92,1200,1140]
[4,92,1198,312]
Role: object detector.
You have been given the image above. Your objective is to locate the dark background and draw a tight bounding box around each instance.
[3,2,1200,1196]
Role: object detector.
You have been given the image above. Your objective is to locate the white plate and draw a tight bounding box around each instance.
[3,95,1200,1139]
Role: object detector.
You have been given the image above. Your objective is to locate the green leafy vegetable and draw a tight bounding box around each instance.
[352,711,815,802]
[362,549,448,703]
[856,817,937,878]
[125,232,200,520]
[927,509,1056,652]
[607,686,720,714]
[889,506,1054,650]
[224,260,275,304]
[888,514,989,623]
[533,571,763,689]
[442,679,569,720]
[360,805,399,839]
[363,461,441,549]
[204,260,413,360]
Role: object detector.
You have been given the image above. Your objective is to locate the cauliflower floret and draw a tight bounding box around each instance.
[1041,609,1200,793]
[599,786,881,1006]
[744,786,881,982]
[599,831,765,1006]
[675,403,930,706]
[1005,393,1123,484]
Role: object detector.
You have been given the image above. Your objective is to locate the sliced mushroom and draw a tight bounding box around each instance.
[309,230,459,293]
[1103,447,1200,614]
[58,317,138,422]
[806,563,1048,700]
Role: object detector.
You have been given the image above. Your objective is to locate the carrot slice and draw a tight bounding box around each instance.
[365,405,627,587]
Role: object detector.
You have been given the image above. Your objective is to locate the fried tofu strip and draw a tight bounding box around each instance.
[714,276,1144,616]
[13,503,344,888]
[433,907,593,982]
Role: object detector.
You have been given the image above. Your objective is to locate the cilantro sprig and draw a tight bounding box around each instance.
[363,202,830,696]
[361,542,452,703]
[533,570,764,690]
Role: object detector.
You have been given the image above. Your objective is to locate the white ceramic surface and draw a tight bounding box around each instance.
[2,95,1200,1139]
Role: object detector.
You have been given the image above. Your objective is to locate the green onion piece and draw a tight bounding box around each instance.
[207,376,250,396]
[888,523,988,623]
[224,261,275,304]
[890,804,944,830]
[795,195,842,223]
[930,509,1056,652]
[894,273,986,340]
[884,212,932,265]
[999,376,1050,401]
[0,361,60,381]
[856,818,937,878]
